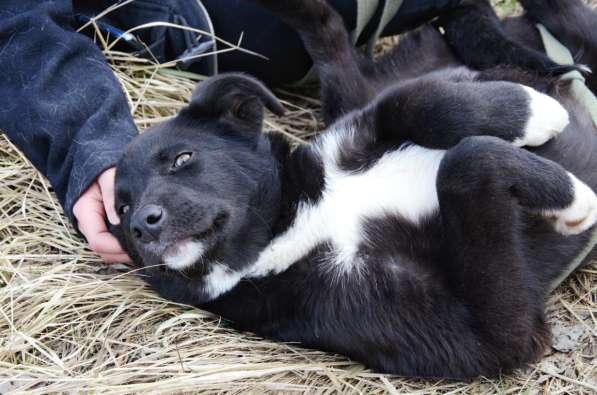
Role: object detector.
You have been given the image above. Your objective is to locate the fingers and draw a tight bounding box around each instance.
[73,181,103,236]
[98,167,120,225]
[73,174,132,264]
[99,252,133,264]
[74,185,122,255]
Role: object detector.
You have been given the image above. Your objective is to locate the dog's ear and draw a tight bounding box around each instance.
[182,73,284,130]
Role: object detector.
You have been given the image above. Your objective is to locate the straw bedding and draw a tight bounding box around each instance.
[1,1,596,393]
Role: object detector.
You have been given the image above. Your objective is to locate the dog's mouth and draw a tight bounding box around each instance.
[144,212,229,271]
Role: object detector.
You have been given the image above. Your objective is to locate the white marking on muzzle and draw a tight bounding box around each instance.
[163,239,205,270]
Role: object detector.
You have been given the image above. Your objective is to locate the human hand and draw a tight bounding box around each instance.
[73,167,132,263]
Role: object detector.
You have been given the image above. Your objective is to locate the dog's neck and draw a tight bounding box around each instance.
[206,133,322,291]
[268,133,324,237]
[236,132,323,246]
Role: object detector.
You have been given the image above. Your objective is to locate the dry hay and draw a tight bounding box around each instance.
[1,2,597,394]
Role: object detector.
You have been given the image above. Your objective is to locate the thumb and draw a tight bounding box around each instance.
[97,167,121,226]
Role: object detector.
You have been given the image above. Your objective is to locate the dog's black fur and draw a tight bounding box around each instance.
[115,0,597,379]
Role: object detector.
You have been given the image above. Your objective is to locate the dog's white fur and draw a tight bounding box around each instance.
[545,173,597,235]
[203,263,244,299]
[163,239,205,270]
[514,86,569,147]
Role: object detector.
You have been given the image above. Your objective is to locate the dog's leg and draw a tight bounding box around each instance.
[519,0,597,55]
[437,136,596,368]
[369,77,570,149]
[519,0,597,91]
[252,0,375,124]
[434,0,581,76]
[471,67,560,94]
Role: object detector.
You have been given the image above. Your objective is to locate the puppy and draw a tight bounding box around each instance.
[115,0,597,378]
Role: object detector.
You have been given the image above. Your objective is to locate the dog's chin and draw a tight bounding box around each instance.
[159,230,224,272]
[136,211,230,271]
[162,238,207,270]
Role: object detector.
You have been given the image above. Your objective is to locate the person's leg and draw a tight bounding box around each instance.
[201,0,464,85]
[201,0,324,85]
[379,0,463,36]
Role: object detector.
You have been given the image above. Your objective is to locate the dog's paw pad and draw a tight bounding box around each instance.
[514,86,569,147]
[545,174,597,235]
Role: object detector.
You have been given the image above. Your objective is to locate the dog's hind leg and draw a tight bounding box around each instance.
[437,136,597,369]
[519,0,597,92]
[434,0,582,77]
[252,0,376,125]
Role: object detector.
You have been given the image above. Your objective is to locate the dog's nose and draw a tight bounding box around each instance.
[131,204,166,242]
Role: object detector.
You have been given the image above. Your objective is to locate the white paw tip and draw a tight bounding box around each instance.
[546,174,597,236]
[515,86,569,147]
[578,64,592,74]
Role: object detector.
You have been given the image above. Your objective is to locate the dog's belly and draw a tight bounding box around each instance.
[248,131,446,279]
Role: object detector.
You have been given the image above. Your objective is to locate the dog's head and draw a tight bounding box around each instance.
[115,73,284,297]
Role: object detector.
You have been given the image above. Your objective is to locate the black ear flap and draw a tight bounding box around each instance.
[183,73,284,130]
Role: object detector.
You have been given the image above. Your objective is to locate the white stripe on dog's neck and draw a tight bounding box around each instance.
[202,263,244,299]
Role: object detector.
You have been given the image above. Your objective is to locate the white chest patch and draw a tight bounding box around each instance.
[247,126,446,279]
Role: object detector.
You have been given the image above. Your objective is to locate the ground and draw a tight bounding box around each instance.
[1,1,596,393]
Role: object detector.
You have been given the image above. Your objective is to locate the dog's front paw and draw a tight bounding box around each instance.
[546,173,597,235]
[513,86,569,147]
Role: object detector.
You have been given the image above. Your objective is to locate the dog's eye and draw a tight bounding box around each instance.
[118,205,130,216]
[172,152,193,169]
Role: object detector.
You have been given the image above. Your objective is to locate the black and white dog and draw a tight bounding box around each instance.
[115,0,597,378]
